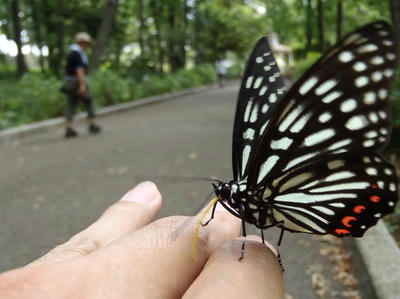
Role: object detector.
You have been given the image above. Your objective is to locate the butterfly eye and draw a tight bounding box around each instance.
[220,185,232,200]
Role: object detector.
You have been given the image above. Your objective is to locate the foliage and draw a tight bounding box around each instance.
[135,64,218,98]
[88,70,133,106]
[0,0,399,130]
[390,71,400,127]
[291,51,321,81]
[0,73,64,128]
[0,63,231,129]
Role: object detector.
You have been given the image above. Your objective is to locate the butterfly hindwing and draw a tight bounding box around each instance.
[232,37,286,181]
[270,152,398,237]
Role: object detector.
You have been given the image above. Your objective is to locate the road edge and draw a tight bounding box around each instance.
[346,221,400,299]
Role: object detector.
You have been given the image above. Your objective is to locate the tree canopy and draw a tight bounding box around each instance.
[0,0,397,79]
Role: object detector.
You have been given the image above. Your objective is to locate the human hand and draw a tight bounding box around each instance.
[0,182,283,298]
[77,84,87,98]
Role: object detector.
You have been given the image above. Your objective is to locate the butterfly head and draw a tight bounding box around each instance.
[213,181,239,202]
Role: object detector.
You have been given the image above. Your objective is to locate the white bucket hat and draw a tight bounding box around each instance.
[75,32,92,43]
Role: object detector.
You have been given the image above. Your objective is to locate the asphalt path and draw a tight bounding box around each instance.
[0,83,355,298]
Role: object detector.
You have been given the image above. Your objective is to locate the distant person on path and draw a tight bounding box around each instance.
[0,182,283,298]
[215,59,227,87]
[62,32,101,138]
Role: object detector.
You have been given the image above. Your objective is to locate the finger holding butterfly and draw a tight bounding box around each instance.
[0,185,243,299]
[183,236,283,299]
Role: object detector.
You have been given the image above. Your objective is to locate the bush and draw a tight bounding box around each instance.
[390,70,400,127]
[0,63,241,130]
[291,52,321,81]
[88,70,133,106]
[135,64,218,98]
[0,73,64,129]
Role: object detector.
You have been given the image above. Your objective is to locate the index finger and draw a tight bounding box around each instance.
[183,236,284,299]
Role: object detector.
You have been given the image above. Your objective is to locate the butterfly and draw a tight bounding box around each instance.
[194,21,399,266]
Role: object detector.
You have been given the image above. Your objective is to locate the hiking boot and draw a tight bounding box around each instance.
[89,123,101,134]
[65,128,78,138]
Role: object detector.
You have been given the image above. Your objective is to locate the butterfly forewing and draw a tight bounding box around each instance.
[232,37,286,181]
[247,21,398,189]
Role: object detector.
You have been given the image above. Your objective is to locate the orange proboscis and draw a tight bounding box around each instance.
[192,197,219,261]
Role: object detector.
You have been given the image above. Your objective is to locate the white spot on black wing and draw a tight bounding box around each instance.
[319,112,332,123]
[346,115,369,130]
[340,99,357,112]
[315,80,337,95]
[353,62,367,72]
[246,76,254,89]
[355,76,369,87]
[338,51,354,62]
[253,77,263,89]
[304,129,335,146]
[299,77,318,95]
[358,44,378,53]
[322,91,342,104]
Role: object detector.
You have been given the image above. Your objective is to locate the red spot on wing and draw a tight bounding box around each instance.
[353,205,366,214]
[370,195,381,203]
[335,228,350,235]
[342,216,357,227]
[371,184,378,189]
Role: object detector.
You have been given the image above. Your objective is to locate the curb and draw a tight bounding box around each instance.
[346,221,400,299]
[0,83,218,145]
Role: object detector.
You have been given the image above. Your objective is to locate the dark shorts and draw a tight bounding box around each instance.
[62,77,95,121]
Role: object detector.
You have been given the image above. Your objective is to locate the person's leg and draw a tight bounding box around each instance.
[65,94,78,137]
[82,92,101,134]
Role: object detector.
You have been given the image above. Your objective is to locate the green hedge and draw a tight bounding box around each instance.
[0,63,237,130]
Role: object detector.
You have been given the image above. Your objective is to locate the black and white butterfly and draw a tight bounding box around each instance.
[203,21,399,262]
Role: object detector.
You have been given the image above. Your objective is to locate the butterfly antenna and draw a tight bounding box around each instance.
[135,174,219,184]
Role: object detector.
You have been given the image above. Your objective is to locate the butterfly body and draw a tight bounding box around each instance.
[210,21,399,243]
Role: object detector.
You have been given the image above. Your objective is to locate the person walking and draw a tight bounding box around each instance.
[62,32,101,138]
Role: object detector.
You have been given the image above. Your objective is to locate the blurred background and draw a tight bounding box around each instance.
[0,0,399,130]
[0,1,400,297]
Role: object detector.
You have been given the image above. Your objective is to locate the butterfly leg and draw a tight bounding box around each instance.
[201,200,218,227]
[276,228,285,272]
[260,229,265,243]
[239,204,247,260]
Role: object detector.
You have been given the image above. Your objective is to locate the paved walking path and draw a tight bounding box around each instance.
[0,84,361,298]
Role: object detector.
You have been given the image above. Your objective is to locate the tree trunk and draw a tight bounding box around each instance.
[305,0,313,52]
[89,0,119,73]
[180,0,188,67]
[138,0,145,54]
[336,0,343,42]
[11,0,28,77]
[390,0,400,47]
[317,0,325,52]
[55,0,65,78]
[29,0,45,72]
[150,0,163,73]
[167,3,179,72]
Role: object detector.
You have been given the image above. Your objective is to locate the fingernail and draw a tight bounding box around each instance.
[120,181,161,204]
